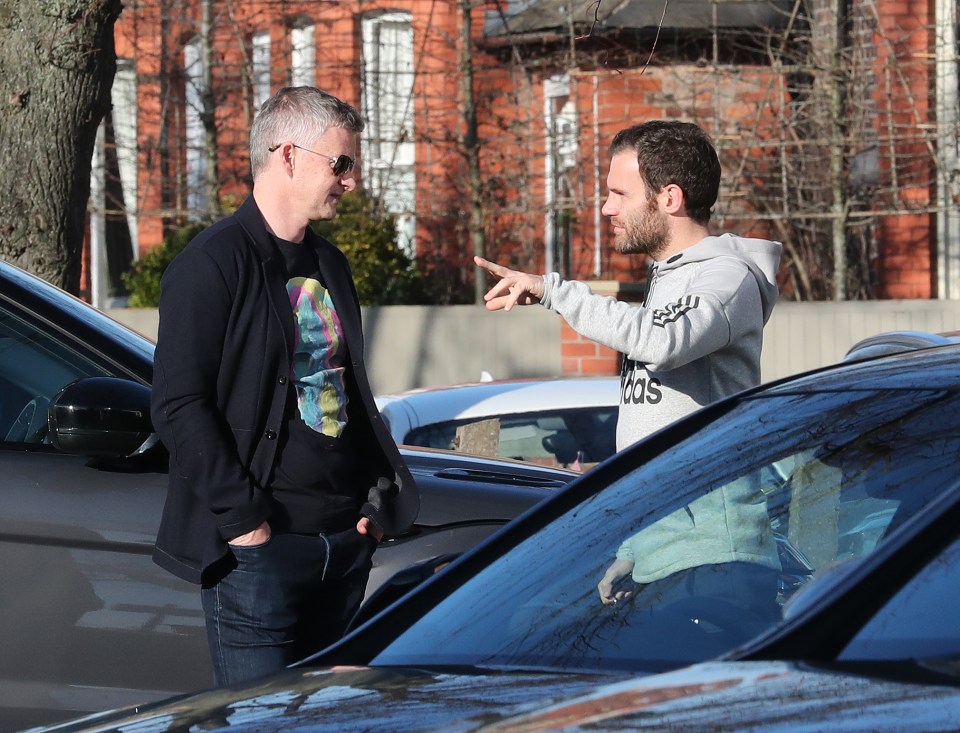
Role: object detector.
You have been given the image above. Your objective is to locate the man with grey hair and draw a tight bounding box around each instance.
[151,86,418,685]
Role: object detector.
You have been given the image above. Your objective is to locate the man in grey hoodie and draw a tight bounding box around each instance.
[475,120,783,612]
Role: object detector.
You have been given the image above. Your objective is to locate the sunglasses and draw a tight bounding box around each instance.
[268,143,355,177]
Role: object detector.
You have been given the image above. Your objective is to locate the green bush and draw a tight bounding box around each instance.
[122,191,437,307]
[313,191,435,305]
[121,222,208,307]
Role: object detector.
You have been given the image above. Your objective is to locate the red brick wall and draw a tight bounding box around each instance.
[561,322,621,376]
[870,0,935,298]
[110,0,939,300]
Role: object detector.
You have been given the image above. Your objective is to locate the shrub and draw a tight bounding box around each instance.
[121,191,438,307]
[312,191,435,305]
[121,222,208,307]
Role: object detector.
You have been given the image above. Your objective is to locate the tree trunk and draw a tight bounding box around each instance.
[0,0,123,293]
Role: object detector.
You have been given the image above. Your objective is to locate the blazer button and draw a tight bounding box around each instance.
[265,430,277,440]
[278,375,287,385]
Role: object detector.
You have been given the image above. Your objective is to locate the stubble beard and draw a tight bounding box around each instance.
[613,204,669,260]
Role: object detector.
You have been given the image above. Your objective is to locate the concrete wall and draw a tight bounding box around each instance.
[108,300,960,395]
[760,300,960,379]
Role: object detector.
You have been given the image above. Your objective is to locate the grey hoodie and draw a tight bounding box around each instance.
[542,233,782,450]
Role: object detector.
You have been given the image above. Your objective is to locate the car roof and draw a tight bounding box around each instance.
[762,341,960,396]
[0,260,155,380]
[375,376,620,423]
[842,329,960,363]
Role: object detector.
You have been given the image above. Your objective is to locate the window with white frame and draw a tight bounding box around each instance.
[183,36,207,216]
[543,74,577,276]
[361,11,416,253]
[112,59,138,254]
[252,30,271,109]
[290,23,315,86]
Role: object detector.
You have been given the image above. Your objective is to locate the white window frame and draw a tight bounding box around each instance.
[112,59,139,243]
[183,36,207,217]
[252,30,271,109]
[362,11,416,253]
[544,74,577,274]
[290,23,315,87]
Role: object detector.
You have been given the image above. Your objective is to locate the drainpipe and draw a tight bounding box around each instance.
[593,76,602,278]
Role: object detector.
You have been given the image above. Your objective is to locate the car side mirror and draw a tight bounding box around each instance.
[48,377,158,458]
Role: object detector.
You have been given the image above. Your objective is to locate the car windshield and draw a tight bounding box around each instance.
[404,406,618,470]
[372,386,960,674]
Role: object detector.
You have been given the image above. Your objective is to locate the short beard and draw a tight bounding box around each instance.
[614,203,669,260]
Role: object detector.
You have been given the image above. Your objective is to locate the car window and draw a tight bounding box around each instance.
[403,407,618,470]
[840,534,960,660]
[0,303,110,444]
[373,387,960,674]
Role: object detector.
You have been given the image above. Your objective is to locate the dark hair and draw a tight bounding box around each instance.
[609,121,721,225]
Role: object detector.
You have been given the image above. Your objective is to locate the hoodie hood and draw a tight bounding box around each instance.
[658,233,782,323]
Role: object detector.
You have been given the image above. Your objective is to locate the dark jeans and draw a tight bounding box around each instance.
[201,528,377,687]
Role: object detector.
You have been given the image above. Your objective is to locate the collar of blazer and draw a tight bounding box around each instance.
[234,195,364,361]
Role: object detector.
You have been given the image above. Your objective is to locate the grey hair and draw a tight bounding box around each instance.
[249,86,365,179]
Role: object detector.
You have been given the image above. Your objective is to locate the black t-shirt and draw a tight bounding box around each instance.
[268,236,363,534]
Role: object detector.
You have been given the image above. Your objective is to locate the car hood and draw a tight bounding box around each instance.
[485,660,960,732]
[36,660,960,732]
[36,666,623,732]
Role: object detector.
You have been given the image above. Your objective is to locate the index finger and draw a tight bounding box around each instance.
[474,256,511,279]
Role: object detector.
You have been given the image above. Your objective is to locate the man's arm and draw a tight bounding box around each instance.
[543,259,759,372]
[151,246,271,542]
[598,557,635,605]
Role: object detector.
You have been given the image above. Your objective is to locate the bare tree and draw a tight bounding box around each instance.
[0,0,123,292]
[109,0,948,302]
[460,0,487,303]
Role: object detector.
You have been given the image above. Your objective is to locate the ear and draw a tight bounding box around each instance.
[274,142,296,174]
[661,183,685,214]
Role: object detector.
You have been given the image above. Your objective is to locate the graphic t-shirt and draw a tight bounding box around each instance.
[288,274,349,437]
[269,237,362,533]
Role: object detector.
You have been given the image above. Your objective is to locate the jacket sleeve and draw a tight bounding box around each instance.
[150,245,271,541]
[320,240,419,536]
[541,257,761,372]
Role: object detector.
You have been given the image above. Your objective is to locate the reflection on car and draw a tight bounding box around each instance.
[362,360,960,673]
[34,339,960,732]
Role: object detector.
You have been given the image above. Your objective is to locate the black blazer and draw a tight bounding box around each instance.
[151,196,418,585]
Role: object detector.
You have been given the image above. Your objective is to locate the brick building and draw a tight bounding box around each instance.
[87,0,959,320]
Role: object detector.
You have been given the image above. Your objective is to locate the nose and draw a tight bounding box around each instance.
[601,196,617,217]
[341,171,357,191]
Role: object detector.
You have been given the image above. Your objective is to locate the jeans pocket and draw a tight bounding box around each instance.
[229,537,272,551]
[226,534,284,577]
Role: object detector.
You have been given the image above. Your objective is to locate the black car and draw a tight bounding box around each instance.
[0,260,574,732]
[35,339,960,732]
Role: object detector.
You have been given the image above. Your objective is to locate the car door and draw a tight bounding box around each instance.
[0,296,210,732]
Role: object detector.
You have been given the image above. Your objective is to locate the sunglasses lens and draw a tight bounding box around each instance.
[333,156,354,176]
